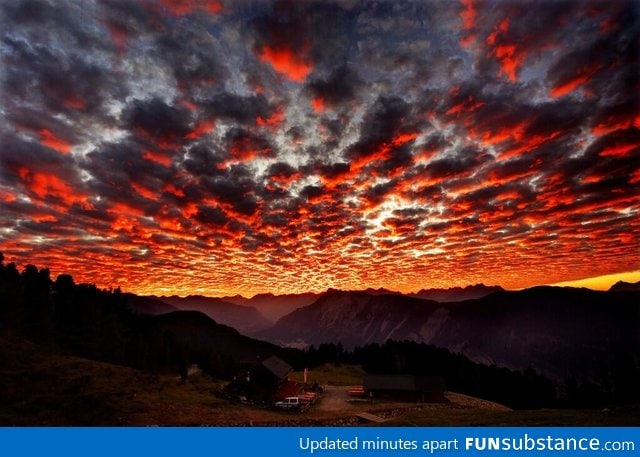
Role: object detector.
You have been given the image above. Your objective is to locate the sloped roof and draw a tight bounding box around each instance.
[363,374,445,392]
[261,355,293,380]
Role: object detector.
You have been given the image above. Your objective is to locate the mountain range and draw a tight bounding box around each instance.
[609,280,640,292]
[408,284,504,302]
[125,284,639,383]
[124,294,178,315]
[257,287,639,381]
[137,284,503,330]
[221,292,319,323]
[147,295,272,334]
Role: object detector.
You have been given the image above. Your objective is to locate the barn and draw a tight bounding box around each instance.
[363,374,446,402]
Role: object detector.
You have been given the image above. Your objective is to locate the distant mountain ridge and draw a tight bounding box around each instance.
[408,284,504,302]
[152,310,282,361]
[221,284,502,323]
[148,295,271,334]
[130,284,525,335]
[609,280,640,292]
[124,293,178,315]
[222,292,319,323]
[257,287,640,381]
[129,284,505,334]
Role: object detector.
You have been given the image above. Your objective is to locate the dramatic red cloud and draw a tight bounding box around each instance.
[0,188,17,203]
[257,44,313,83]
[160,0,222,16]
[256,105,285,129]
[163,183,185,197]
[269,171,300,187]
[17,168,80,206]
[131,182,157,201]
[392,132,419,147]
[486,18,519,81]
[229,135,272,162]
[143,150,173,167]
[446,95,485,116]
[311,97,325,113]
[599,143,637,158]
[499,130,562,160]
[459,0,476,47]
[39,129,72,154]
[592,116,640,135]
[184,120,215,140]
[549,62,603,98]
[2,0,637,298]
[468,116,528,148]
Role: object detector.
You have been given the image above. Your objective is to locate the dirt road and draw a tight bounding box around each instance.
[316,386,354,412]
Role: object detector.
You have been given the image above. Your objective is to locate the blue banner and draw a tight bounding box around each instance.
[2,427,638,457]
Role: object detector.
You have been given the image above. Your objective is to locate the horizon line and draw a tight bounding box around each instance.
[146,270,639,299]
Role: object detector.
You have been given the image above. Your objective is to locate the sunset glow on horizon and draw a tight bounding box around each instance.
[1,1,638,297]
[548,271,640,292]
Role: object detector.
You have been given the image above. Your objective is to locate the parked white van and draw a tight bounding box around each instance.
[274,397,300,409]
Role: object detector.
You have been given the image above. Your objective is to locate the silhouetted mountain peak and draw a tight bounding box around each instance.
[156,295,271,334]
[252,292,276,299]
[227,294,248,300]
[609,280,640,292]
[410,284,504,302]
[124,293,177,315]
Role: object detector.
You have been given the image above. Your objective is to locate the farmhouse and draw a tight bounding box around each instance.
[363,374,446,402]
[225,355,299,403]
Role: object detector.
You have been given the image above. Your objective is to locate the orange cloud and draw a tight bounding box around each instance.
[258,44,313,83]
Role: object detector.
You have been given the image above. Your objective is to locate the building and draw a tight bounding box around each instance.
[225,355,297,403]
[363,374,446,402]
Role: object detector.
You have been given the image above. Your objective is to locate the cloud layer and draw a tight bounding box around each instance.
[1,0,638,295]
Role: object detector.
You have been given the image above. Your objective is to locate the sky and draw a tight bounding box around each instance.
[0,0,638,297]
